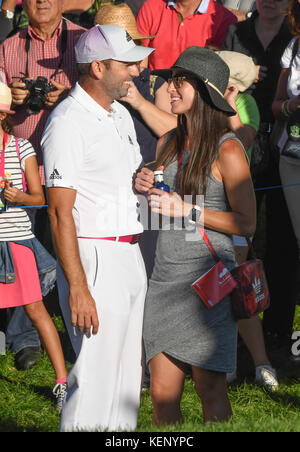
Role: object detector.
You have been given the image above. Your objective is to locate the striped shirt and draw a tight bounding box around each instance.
[0,19,85,184]
[0,136,35,241]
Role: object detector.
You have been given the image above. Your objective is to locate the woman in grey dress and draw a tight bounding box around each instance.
[135,47,256,425]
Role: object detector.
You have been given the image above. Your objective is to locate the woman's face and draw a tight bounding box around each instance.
[256,0,289,20]
[167,70,196,115]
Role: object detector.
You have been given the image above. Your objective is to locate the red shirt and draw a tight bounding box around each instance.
[0,20,85,183]
[136,0,237,70]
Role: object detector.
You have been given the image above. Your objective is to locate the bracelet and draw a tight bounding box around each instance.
[281,100,290,118]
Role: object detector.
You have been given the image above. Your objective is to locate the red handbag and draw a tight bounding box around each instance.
[197,228,270,320]
[230,238,270,320]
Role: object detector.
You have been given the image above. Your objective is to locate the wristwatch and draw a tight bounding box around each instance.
[246,11,252,19]
[1,8,14,19]
[188,204,201,225]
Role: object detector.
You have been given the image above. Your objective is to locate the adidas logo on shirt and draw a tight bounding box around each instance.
[49,169,62,180]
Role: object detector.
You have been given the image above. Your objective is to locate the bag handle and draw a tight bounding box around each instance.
[198,226,253,262]
[0,132,8,179]
[197,226,220,263]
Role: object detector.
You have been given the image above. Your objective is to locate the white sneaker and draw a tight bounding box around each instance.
[255,365,279,391]
[53,382,67,412]
[226,370,237,384]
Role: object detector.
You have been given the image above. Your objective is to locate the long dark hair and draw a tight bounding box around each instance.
[1,115,14,134]
[287,0,300,36]
[155,82,229,197]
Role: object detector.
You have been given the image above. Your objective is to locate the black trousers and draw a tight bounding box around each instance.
[253,138,299,338]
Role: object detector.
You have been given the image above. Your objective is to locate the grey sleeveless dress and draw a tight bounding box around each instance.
[143,133,239,373]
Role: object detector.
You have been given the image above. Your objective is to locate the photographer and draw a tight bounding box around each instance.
[0,0,85,371]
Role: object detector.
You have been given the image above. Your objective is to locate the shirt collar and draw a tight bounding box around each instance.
[70,82,120,121]
[27,19,63,41]
[167,0,210,14]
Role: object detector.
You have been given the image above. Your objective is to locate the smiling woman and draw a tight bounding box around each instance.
[135,47,256,426]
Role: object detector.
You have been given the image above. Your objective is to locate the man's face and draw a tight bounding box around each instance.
[101,60,140,101]
[23,0,63,26]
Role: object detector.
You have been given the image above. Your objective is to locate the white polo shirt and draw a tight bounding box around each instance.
[42,82,143,237]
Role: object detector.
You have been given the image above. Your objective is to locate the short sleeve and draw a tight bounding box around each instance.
[17,138,36,172]
[42,116,84,190]
[281,37,297,69]
[236,93,260,132]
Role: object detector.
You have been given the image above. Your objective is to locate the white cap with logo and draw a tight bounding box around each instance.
[75,24,154,64]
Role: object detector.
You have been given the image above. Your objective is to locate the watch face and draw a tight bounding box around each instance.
[3,10,14,19]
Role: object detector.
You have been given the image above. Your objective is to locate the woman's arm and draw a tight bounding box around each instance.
[225,84,258,151]
[148,140,256,237]
[203,140,256,237]
[121,81,177,137]
[4,155,45,207]
[272,68,300,117]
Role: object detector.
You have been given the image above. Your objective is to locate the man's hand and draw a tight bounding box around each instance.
[69,285,100,335]
[45,79,70,108]
[10,81,29,106]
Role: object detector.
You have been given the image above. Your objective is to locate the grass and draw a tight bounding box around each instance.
[0,306,300,432]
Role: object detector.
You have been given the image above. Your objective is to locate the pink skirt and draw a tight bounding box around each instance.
[0,242,42,309]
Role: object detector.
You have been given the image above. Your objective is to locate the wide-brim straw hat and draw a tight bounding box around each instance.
[94,2,155,40]
[216,51,257,92]
[152,46,236,116]
[0,82,15,115]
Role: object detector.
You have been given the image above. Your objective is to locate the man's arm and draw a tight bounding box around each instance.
[62,0,94,14]
[1,0,17,11]
[47,187,99,335]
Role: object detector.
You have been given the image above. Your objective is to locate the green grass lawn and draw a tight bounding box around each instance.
[1,307,300,432]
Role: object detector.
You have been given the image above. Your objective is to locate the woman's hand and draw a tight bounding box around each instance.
[4,183,25,204]
[120,81,145,111]
[224,83,239,110]
[149,188,193,218]
[135,166,156,193]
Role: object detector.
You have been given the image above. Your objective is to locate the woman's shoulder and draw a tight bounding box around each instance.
[218,134,247,162]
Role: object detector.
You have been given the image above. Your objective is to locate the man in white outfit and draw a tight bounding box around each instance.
[42,24,153,432]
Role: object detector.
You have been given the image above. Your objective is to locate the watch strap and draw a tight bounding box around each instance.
[188,204,201,224]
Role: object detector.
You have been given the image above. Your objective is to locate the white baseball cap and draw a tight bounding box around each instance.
[75,24,154,64]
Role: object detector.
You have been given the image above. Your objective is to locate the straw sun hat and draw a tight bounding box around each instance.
[0,82,15,115]
[94,2,155,40]
[216,51,257,92]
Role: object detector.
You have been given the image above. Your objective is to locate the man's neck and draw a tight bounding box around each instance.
[176,0,202,16]
[30,18,61,41]
[79,80,113,113]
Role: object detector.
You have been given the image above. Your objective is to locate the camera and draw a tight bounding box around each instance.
[21,76,53,115]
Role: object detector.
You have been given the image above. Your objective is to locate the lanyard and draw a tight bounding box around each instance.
[24,19,68,79]
[0,132,8,179]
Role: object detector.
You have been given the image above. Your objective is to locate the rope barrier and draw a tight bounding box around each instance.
[4,182,300,209]
[3,181,300,210]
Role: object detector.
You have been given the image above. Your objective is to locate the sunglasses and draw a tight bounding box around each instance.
[167,75,194,89]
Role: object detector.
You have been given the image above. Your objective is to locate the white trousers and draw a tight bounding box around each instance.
[280,155,300,259]
[57,239,147,432]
